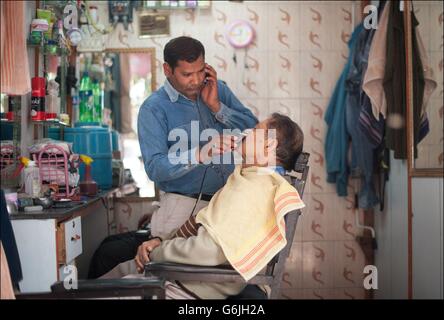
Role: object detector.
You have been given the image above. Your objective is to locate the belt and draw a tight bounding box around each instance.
[171,192,213,202]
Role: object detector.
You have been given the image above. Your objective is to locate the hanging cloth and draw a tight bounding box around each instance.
[0,1,31,95]
[324,24,364,197]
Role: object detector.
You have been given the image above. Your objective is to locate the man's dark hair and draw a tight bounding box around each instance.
[267,113,304,171]
[164,36,205,71]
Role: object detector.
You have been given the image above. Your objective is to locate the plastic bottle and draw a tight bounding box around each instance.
[46,80,60,121]
[31,77,46,121]
[79,72,94,122]
[23,160,41,198]
[92,80,103,123]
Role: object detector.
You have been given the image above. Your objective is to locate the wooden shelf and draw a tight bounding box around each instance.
[31,120,69,127]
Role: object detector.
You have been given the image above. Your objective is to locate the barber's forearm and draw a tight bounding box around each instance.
[145,148,202,183]
[214,102,258,130]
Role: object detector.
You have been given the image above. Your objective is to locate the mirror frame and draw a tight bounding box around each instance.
[78,47,159,200]
[102,47,157,94]
[405,1,444,177]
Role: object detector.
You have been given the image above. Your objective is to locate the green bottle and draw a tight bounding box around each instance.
[92,80,103,123]
[79,72,94,122]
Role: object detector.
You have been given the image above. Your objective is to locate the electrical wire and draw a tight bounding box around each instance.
[188,165,210,218]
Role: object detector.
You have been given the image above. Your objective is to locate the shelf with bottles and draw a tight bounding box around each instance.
[31,119,70,127]
[27,40,70,57]
[0,118,20,125]
[1,117,69,127]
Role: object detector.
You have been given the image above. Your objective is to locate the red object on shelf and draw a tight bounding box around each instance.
[45,113,57,120]
[31,77,46,121]
[6,112,14,121]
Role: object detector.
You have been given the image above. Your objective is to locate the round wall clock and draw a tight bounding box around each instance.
[225,20,255,49]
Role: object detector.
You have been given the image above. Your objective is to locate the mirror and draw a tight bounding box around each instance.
[78,48,157,197]
[410,1,443,173]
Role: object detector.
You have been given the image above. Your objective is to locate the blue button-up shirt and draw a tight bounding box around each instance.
[137,79,258,195]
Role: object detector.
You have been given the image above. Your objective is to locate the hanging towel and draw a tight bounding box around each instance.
[362,1,391,121]
[0,1,31,95]
[195,165,305,281]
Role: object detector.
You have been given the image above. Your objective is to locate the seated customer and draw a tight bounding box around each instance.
[136,113,305,299]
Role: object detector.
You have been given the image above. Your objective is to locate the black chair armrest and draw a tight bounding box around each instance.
[144,262,272,285]
[52,277,164,292]
[17,277,166,299]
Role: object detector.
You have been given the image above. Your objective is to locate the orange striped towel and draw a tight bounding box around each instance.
[196,165,305,281]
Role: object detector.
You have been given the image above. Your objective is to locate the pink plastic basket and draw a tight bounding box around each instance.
[34,144,77,198]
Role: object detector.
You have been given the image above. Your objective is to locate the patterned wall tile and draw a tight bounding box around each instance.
[322,51,348,97]
[415,144,430,168]
[302,241,335,289]
[301,194,337,241]
[282,242,303,289]
[241,98,269,121]
[293,213,304,242]
[429,2,443,52]
[268,51,300,98]
[280,289,305,299]
[268,99,301,123]
[429,51,443,100]
[330,287,367,299]
[334,196,365,241]
[299,51,324,98]
[268,3,300,52]
[426,98,444,145]
[114,199,157,234]
[414,2,431,49]
[324,2,355,51]
[300,98,328,148]
[333,240,366,288]
[428,138,444,168]
[299,3,328,52]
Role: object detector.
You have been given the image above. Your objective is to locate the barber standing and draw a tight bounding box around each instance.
[87,36,257,279]
[88,37,257,278]
[138,36,258,239]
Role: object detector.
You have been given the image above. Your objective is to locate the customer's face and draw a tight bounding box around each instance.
[163,55,206,100]
[239,119,277,167]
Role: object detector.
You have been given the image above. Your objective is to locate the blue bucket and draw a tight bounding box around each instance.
[49,125,112,190]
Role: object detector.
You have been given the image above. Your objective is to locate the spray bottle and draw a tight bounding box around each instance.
[79,155,98,196]
[21,157,41,198]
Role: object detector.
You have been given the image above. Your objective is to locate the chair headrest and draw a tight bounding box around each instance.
[293,152,310,173]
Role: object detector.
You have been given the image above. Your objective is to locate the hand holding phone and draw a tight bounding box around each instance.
[201,63,220,112]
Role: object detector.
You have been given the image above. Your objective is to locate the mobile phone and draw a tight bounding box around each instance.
[204,72,210,85]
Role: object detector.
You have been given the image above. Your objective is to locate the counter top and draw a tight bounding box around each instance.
[9,183,138,223]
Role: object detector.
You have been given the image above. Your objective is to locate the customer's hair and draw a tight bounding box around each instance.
[164,36,205,71]
[267,113,304,171]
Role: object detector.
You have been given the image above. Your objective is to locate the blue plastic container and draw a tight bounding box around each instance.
[100,124,119,152]
[111,130,119,152]
[0,122,13,140]
[75,121,101,127]
[49,125,112,190]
